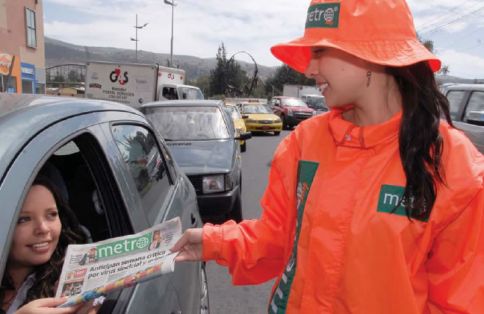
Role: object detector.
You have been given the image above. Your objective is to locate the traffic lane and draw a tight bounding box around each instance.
[206,130,291,314]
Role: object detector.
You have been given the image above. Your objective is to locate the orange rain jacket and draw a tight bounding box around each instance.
[202,110,484,313]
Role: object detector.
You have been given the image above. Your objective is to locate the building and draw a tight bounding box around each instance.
[0,0,45,94]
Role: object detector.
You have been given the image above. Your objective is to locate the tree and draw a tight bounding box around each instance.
[265,65,315,96]
[67,70,80,82]
[439,65,450,75]
[208,43,248,97]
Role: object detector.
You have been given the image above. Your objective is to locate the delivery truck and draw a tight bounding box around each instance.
[85,61,203,108]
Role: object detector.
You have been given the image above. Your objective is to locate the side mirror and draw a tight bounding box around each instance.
[241,114,249,119]
[466,110,484,126]
[237,132,252,141]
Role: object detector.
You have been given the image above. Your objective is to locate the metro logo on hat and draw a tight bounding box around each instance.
[271,0,441,73]
[305,3,340,28]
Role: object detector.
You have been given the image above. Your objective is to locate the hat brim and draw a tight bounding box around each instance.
[271,37,441,73]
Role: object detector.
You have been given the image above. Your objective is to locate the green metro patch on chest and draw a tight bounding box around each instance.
[377,184,407,216]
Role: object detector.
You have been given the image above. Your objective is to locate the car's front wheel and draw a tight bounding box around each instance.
[200,262,210,314]
[274,131,280,136]
[241,141,247,152]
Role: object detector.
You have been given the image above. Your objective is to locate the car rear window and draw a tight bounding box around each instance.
[282,98,308,107]
[145,106,230,141]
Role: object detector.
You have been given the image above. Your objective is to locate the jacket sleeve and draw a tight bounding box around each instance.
[427,184,484,313]
[201,133,300,285]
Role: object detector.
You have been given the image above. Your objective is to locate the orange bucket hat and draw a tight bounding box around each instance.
[271,0,441,73]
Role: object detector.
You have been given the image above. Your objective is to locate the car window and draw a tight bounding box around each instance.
[111,125,171,222]
[224,106,242,120]
[145,106,230,141]
[177,86,204,100]
[464,91,484,122]
[446,90,466,120]
[161,87,178,100]
[31,132,136,247]
[282,98,308,107]
[241,104,271,114]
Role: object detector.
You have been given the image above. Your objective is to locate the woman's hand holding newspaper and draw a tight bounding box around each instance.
[170,228,203,262]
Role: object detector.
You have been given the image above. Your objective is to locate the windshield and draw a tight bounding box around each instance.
[304,96,326,109]
[178,86,204,100]
[241,104,271,114]
[224,106,242,119]
[282,98,308,107]
[145,106,229,140]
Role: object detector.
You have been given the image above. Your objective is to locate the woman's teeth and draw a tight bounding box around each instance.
[320,83,329,93]
[32,242,49,249]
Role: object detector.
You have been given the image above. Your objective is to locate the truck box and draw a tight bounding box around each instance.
[86,62,204,108]
[85,61,158,107]
[283,84,321,98]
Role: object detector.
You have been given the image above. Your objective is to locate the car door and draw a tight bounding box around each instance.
[105,122,203,314]
[0,111,144,307]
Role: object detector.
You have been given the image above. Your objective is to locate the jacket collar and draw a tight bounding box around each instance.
[328,109,402,149]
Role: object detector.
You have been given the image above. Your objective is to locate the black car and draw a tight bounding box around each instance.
[141,100,251,223]
[0,94,209,314]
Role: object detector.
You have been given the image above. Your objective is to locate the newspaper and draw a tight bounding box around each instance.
[55,217,181,307]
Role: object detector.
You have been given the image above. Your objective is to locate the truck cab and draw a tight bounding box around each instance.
[158,84,204,101]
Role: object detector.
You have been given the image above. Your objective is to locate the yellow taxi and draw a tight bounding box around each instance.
[239,103,283,136]
[224,104,249,152]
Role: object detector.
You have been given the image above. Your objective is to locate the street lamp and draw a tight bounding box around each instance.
[164,0,176,67]
[130,14,148,62]
[228,51,259,97]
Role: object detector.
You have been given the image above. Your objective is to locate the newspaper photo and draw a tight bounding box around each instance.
[55,217,182,307]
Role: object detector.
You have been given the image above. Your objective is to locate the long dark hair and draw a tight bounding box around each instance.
[387,62,453,221]
[1,175,86,307]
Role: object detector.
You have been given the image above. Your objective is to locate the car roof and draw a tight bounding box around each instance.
[445,84,484,91]
[140,99,223,109]
[0,94,141,179]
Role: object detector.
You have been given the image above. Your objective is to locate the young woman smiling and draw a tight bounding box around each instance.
[1,175,86,314]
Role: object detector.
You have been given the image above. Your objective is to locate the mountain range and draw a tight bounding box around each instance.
[45,37,481,85]
[44,37,277,82]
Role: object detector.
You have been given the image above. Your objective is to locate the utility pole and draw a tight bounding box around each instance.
[164,0,176,67]
[130,14,148,62]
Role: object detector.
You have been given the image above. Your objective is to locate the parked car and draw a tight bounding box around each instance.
[140,100,251,223]
[0,94,209,314]
[238,102,283,136]
[269,96,316,129]
[443,84,484,153]
[223,104,249,152]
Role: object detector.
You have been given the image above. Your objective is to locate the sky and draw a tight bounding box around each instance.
[43,0,484,79]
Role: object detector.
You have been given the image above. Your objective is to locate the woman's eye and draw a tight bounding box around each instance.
[47,211,59,220]
[312,48,325,58]
[17,216,30,224]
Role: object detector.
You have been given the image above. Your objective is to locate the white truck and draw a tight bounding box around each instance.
[282,84,327,112]
[85,61,203,108]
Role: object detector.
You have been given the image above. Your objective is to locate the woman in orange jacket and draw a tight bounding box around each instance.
[172,0,484,313]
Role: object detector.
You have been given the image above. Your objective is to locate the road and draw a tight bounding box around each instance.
[206,130,291,314]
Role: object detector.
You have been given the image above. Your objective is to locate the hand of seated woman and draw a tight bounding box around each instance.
[15,297,82,314]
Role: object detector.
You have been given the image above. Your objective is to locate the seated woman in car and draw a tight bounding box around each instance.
[0,174,90,314]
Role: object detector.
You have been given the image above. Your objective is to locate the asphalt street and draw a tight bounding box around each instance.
[205,130,291,314]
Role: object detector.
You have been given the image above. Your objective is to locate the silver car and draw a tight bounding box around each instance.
[0,94,209,313]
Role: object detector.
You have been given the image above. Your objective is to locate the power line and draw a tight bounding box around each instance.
[419,4,484,35]
[417,0,478,32]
